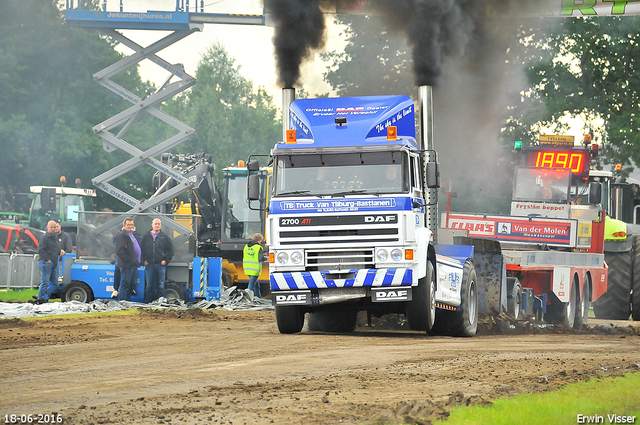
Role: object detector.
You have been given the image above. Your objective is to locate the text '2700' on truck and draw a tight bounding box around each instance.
[248,86,515,335]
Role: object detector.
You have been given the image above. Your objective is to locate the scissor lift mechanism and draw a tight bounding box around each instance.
[64,1,266,240]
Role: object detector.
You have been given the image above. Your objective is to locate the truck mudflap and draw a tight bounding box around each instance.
[270,268,413,290]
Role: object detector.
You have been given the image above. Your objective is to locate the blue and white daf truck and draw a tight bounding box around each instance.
[249,87,505,335]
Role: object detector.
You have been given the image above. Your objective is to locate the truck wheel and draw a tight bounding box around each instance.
[576,277,591,328]
[275,305,305,334]
[506,277,523,320]
[61,281,94,303]
[165,281,187,301]
[595,248,632,319]
[430,261,478,337]
[406,261,436,331]
[307,310,357,333]
[548,277,577,328]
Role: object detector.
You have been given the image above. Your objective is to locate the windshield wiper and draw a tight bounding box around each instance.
[277,190,312,196]
[332,189,371,197]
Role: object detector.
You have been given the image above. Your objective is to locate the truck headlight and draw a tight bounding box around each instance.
[376,249,388,262]
[290,251,303,264]
[276,252,289,265]
[390,249,403,261]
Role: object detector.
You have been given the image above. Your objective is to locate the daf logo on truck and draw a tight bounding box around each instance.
[274,291,312,306]
[364,215,397,223]
[372,287,413,302]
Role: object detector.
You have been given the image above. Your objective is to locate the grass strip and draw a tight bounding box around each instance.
[438,372,640,425]
[0,288,39,302]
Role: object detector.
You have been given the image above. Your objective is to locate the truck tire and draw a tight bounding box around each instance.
[595,247,633,320]
[547,276,578,328]
[165,281,187,302]
[406,261,436,331]
[577,277,591,328]
[506,277,523,320]
[61,281,94,303]
[275,305,305,334]
[307,310,357,333]
[430,261,478,337]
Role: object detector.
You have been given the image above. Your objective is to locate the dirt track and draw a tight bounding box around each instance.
[1,310,640,425]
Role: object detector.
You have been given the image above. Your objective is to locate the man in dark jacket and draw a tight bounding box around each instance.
[36,220,62,304]
[114,217,141,301]
[141,218,174,303]
[55,222,73,255]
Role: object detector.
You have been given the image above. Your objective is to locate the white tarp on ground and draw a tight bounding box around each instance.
[0,286,273,319]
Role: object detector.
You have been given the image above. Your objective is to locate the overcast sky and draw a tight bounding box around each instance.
[98,0,346,110]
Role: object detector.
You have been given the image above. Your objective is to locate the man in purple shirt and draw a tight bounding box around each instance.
[114,217,141,301]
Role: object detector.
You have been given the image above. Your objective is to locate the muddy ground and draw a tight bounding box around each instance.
[1,310,640,425]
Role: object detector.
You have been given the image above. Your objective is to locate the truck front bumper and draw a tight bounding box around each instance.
[270,268,413,290]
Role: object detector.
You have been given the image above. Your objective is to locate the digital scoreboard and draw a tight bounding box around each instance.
[525,149,589,176]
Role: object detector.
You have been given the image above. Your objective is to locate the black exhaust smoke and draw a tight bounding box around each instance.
[265,0,326,87]
[266,0,546,88]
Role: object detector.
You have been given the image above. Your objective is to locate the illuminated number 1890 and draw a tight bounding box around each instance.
[533,151,586,174]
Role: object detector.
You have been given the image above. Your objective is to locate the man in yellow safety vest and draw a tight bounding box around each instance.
[243,233,264,298]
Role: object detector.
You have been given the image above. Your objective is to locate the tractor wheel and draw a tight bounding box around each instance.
[632,236,640,321]
[165,281,187,302]
[406,261,436,331]
[307,310,357,333]
[61,281,94,303]
[576,276,591,328]
[506,277,523,320]
[275,305,305,334]
[430,260,478,337]
[595,247,633,320]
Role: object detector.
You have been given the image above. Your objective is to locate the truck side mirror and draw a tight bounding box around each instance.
[248,174,261,201]
[588,182,602,205]
[425,162,440,189]
[41,188,57,212]
[247,160,260,172]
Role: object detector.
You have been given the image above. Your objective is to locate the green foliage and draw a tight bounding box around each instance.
[505,18,640,174]
[437,372,640,425]
[322,15,414,97]
[0,0,154,210]
[164,43,280,181]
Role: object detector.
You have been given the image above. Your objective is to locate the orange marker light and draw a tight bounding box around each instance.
[286,129,297,144]
[269,252,275,263]
[387,126,397,141]
[237,160,245,167]
[615,164,623,171]
[405,249,414,260]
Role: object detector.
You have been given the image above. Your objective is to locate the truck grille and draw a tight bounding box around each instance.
[306,249,374,272]
[278,228,398,245]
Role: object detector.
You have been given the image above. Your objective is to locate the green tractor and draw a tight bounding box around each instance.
[594,173,640,320]
[0,183,96,251]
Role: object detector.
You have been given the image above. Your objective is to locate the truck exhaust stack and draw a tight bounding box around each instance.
[282,87,296,143]
[418,85,433,152]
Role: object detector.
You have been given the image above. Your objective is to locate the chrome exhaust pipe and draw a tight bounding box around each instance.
[282,87,296,143]
[419,85,438,241]
[418,85,433,151]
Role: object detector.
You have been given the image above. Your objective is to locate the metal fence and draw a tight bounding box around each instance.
[0,253,40,289]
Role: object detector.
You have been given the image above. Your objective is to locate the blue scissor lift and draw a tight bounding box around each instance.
[62,1,267,302]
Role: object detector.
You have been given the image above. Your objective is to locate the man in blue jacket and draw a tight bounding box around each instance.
[141,218,174,303]
[35,221,62,304]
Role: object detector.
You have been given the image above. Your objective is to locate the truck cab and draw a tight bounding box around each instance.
[252,90,482,336]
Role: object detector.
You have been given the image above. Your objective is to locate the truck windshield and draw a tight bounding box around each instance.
[512,168,572,203]
[274,152,409,196]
